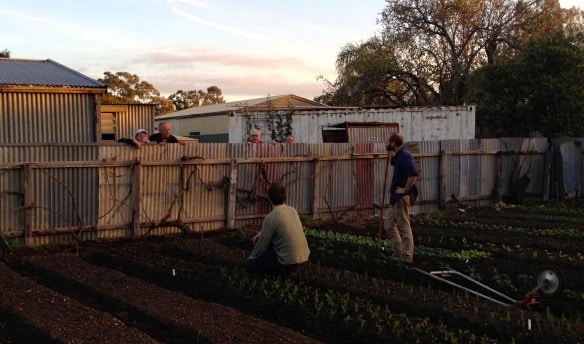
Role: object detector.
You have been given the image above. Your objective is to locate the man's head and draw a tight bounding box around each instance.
[386,132,404,151]
[267,182,286,205]
[158,122,172,139]
[134,129,148,143]
[249,128,262,143]
[285,134,295,143]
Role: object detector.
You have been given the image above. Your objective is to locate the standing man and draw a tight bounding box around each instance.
[244,183,310,275]
[385,132,418,263]
[149,121,181,145]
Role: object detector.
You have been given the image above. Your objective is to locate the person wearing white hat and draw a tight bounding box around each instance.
[117,129,151,148]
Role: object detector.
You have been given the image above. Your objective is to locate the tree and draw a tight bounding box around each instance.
[318,37,438,106]
[169,90,201,110]
[377,0,569,105]
[0,49,10,58]
[169,86,225,110]
[98,72,158,103]
[202,86,224,105]
[467,33,584,138]
[98,71,173,115]
[563,6,584,46]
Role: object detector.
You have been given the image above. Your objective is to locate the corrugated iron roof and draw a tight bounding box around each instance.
[156,94,329,120]
[0,58,106,88]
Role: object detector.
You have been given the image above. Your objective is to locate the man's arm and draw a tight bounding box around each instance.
[251,232,261,245]
[395,176,418,195]
[403,175,418,193]
[248,218,274,259]
[118,138,140,148]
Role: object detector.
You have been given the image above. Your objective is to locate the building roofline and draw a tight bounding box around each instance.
[0,57,106,89]
[45,59,106,88]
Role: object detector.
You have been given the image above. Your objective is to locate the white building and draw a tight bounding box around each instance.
[155,94,476,143]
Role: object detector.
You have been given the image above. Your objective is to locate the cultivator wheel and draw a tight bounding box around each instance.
[536,265,565,297]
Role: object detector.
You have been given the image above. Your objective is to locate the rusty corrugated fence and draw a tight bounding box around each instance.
[1,138,579,246]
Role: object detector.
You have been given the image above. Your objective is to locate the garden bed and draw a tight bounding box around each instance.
[1,201,583,343]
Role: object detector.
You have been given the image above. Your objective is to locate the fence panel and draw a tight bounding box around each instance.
[0,165,23,237]
[0,138,566,247]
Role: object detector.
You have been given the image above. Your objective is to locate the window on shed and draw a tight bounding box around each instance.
[101,112,116,141]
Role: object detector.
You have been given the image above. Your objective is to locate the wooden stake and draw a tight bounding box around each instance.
[378,151,391,239]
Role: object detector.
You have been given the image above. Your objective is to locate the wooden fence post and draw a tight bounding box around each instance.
[439,150,447,208]
[542,147,552,201]
[496,152,503,202]
[226,159,238,229]
[131,160,141,237]
[312,159,321,219]
[22,163,34,246]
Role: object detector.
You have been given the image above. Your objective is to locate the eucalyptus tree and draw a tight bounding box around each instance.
[200,85,225,105]
[98,71,174,114]
[169,86,225,110]
[169,90,201,110]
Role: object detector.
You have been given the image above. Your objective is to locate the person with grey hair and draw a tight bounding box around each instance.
[247,128,263,143]
[244,182,310,275]
[149,122,180,145]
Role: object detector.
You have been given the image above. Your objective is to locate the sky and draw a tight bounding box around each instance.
[1,0,582,103]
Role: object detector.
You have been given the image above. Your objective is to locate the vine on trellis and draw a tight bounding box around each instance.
[267,111,293,142]
[242,96,294,142]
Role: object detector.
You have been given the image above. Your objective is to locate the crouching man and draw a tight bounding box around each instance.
[244,182,310,275]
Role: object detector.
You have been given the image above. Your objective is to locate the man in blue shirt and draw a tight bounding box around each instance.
[385,132,418,263]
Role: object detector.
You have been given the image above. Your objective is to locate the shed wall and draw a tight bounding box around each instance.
[154,115,228,139]
[0,92,97,143]
[111,104,156,141]
[229,106,475,143]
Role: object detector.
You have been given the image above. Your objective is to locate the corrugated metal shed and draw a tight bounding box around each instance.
[103,104,156,142]
[0,58,105,88]
[0,57,107,144]
[155,95,475,144]
[229,106,475,143]
[322,121,400,143]
[155,94,330,141]
[158,115,229,142]
[156,94,328,120]
[0,92,98,143]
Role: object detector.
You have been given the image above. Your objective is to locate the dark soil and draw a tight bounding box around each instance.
[1,201,583,343]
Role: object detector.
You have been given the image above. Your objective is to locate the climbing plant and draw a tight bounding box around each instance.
[267,111,293,142]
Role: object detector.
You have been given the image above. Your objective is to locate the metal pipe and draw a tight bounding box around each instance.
[431,268,517,304]
[409,267,515,307]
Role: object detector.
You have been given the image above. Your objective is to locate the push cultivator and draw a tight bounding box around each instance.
[409,265,565,308]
